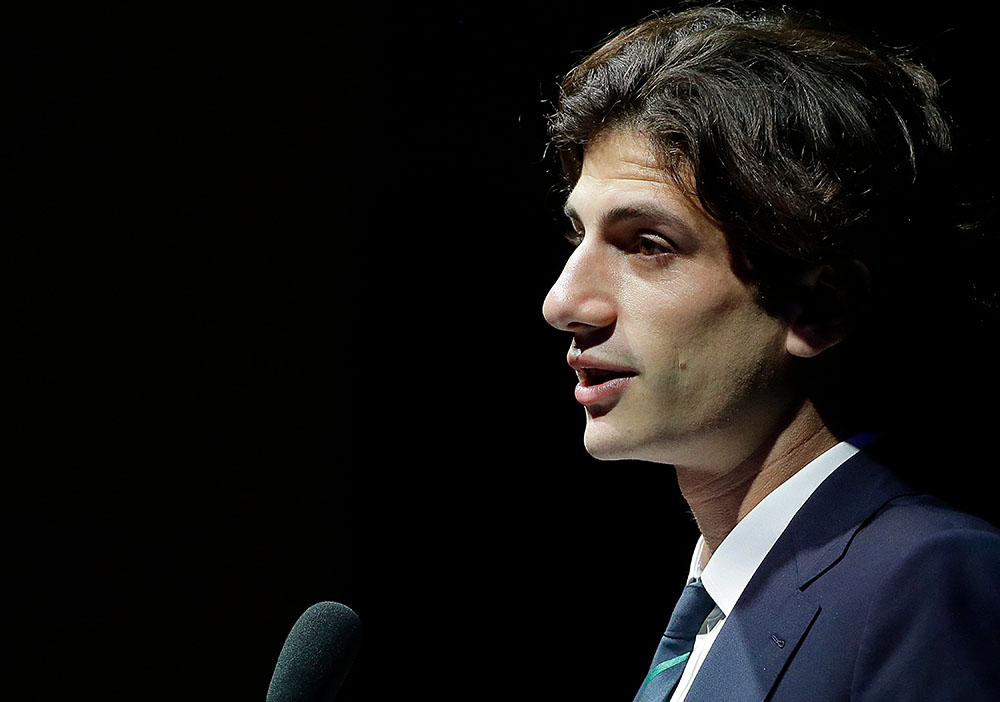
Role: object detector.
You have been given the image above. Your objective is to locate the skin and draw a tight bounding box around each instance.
[542,130,841,560]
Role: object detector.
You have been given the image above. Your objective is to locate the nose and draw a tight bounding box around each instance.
[542,242,617,333]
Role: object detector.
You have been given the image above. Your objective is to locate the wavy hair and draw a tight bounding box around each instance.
[548,5,955,305]
[547,5,974,435]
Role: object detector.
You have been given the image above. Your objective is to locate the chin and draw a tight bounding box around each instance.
[582,415,657,462]
[583,410,706,465]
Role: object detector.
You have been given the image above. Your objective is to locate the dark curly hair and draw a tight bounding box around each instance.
[552,5,955,295]
[547,4,981,436]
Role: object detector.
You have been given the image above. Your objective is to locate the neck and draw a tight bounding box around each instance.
[675,399,839,565]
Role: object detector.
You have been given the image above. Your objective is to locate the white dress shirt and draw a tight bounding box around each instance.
[668,433,878,701]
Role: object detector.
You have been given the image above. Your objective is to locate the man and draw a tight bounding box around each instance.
[541,5,1000,701]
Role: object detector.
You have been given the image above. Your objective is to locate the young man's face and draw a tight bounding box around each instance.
[542,130,799,471]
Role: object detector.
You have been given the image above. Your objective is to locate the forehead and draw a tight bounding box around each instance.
[580,130,666,182]
[565,131,666,213]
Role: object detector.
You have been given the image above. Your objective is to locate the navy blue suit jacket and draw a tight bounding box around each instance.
[681,447,1000,701]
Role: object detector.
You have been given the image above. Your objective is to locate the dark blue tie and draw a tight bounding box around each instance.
[633,581,717,702]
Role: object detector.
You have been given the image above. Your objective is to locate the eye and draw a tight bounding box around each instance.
[636,233,673,256]
[564,229,584,247]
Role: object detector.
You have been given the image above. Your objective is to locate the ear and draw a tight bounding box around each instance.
[785,260,871,358]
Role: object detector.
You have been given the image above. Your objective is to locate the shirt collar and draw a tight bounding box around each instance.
[688,432,878,616]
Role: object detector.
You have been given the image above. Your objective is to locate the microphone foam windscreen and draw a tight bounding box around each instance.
[267,601,362,702]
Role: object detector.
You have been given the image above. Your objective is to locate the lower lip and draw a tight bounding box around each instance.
[574,375,635,406]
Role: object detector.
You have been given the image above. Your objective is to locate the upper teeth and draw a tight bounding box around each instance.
[584,369,618,383]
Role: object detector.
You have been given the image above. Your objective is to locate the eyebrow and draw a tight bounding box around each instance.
[562,200,696,241]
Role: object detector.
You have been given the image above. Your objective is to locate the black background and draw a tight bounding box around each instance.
[4,3,998,700]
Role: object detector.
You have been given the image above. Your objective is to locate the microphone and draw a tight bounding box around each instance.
[267,601,362,702]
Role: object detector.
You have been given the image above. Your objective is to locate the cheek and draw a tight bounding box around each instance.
[637,284,788,402]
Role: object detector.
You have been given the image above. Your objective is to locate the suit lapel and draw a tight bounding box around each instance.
[684,450,916,702]
[685,561,820,701]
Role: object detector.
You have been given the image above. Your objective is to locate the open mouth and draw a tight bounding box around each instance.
[578,368,638,387]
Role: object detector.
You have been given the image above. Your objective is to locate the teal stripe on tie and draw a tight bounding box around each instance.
[642,652,691,688]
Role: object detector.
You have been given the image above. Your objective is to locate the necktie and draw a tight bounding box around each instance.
[632,581,717,702]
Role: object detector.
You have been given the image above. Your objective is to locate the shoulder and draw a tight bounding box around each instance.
[789,443,1000,591]
[798,439,1000,579]
[856,493,1000,606]
[847,495,1000,698]
[855,491,1000,570]
[865,489,1000,545]
[827,490,1000,612]
[747,447,1000,699]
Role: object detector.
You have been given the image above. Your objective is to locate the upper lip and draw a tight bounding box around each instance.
[567,354,638,383]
